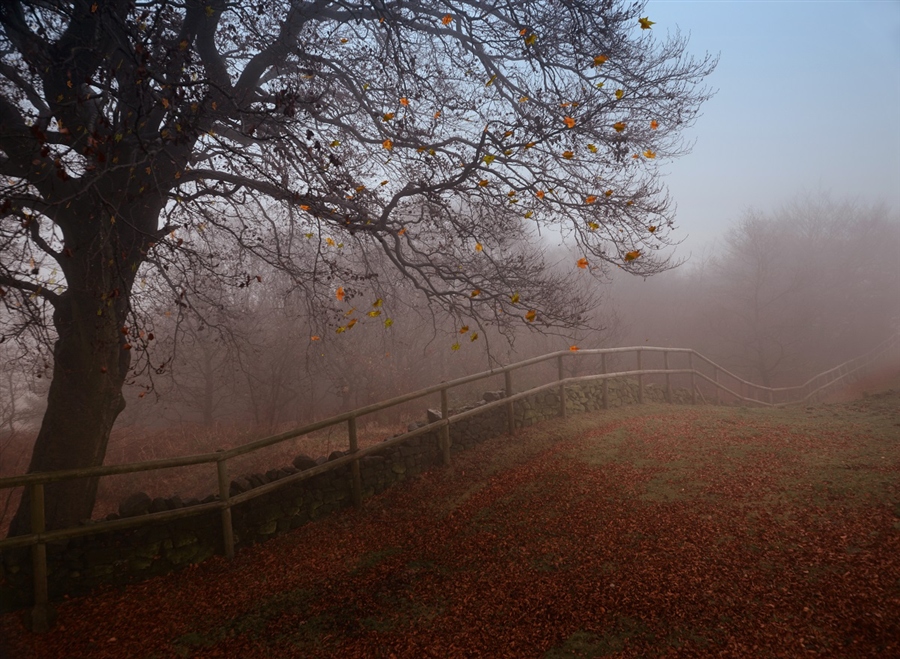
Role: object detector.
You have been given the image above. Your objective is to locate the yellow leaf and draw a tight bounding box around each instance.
[643,149,656,159]
[475,243,483,252]
[577,258,588,269]
[524,33,537,46]
[504,149,513,155]
[593,55,608,67]
[563,116,576,128]
[326,237,335,246]
[615,89,624,100]
[486,74,498,86]
[483,154,496,165]
[330,140,340,147]
[588,143,598,153]
[650,120,659,130]
[305,232,314,239]
[470,332,479,341]
[442,14,453,25]
[525,309,536,322]
[336,326,346,334]
[382,138,393,150]
[588,221,599,230]
[570,345,580,352]
[519,96,529,103]
[367,310,381,317]
[336,286,345,301]
[585,195,597,204]
[524,211,533,219]
[624,250,641,262]
[451,342,461,351]
[400,97,409,106]
[384,318,394,327]
[478,179,489,187]
[596,82,604,89]
[471,289,481,297]
[373,298,383,307]
[639,16,655,29]
[347,318,358,329]
[460,326,469,334]
[562,150,574,159]
[613,122,626,132]
[510,292,520,304]
[383,112,394,121]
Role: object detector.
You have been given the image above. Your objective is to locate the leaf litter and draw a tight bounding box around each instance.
[2,381,899,658]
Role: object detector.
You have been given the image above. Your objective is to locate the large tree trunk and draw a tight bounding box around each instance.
[8,288,131,536]
[6,190,156,537]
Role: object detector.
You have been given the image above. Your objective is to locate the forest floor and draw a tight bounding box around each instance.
[2,371,899,658]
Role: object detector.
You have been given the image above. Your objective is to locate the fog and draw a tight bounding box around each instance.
[2,193,897,448]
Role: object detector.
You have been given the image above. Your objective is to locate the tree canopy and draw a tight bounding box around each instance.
[0,0,715,533]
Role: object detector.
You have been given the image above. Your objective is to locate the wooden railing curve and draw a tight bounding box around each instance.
[2,332,898,631]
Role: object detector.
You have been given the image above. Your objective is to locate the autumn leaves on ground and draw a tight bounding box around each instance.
[4,380,900,659]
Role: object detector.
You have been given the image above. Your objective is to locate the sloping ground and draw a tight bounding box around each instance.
[2,392,899,659]
[821,361,900,404]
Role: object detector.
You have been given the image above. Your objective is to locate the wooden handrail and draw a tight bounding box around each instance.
[1,336,896,490]
[3,332,897,632]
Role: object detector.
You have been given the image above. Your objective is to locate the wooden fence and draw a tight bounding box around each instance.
[2,333,898,632]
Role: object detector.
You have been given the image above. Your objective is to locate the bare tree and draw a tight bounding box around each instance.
[0,0,715,534]
[705,197,900,385]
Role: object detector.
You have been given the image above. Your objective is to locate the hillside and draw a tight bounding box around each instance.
[3,377,898,659]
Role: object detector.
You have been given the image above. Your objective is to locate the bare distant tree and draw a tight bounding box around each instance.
[0,0,715,534]
[707,196,900,385]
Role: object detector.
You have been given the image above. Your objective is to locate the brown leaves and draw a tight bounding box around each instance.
[6,396,900,659]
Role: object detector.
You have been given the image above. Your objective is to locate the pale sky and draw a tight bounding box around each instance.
[645,0,900,249]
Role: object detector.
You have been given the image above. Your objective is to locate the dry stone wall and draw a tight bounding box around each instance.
[0,378,690,610]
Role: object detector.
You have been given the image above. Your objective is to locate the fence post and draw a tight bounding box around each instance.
[637,349,644,404]
[441,388,451,465]
[217,459,235,560]
[348,415,362,508]
[29,482,50,633]
[689,352,696,404]
[714,367,720,405]
[664,351,671,403]
[601,352,609,410]
[504,369,515,434]
[557,355,566,419]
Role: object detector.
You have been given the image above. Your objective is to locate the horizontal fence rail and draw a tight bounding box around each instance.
[2,333,898,632]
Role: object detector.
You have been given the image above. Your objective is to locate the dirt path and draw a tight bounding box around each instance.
[2,394,899,658]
